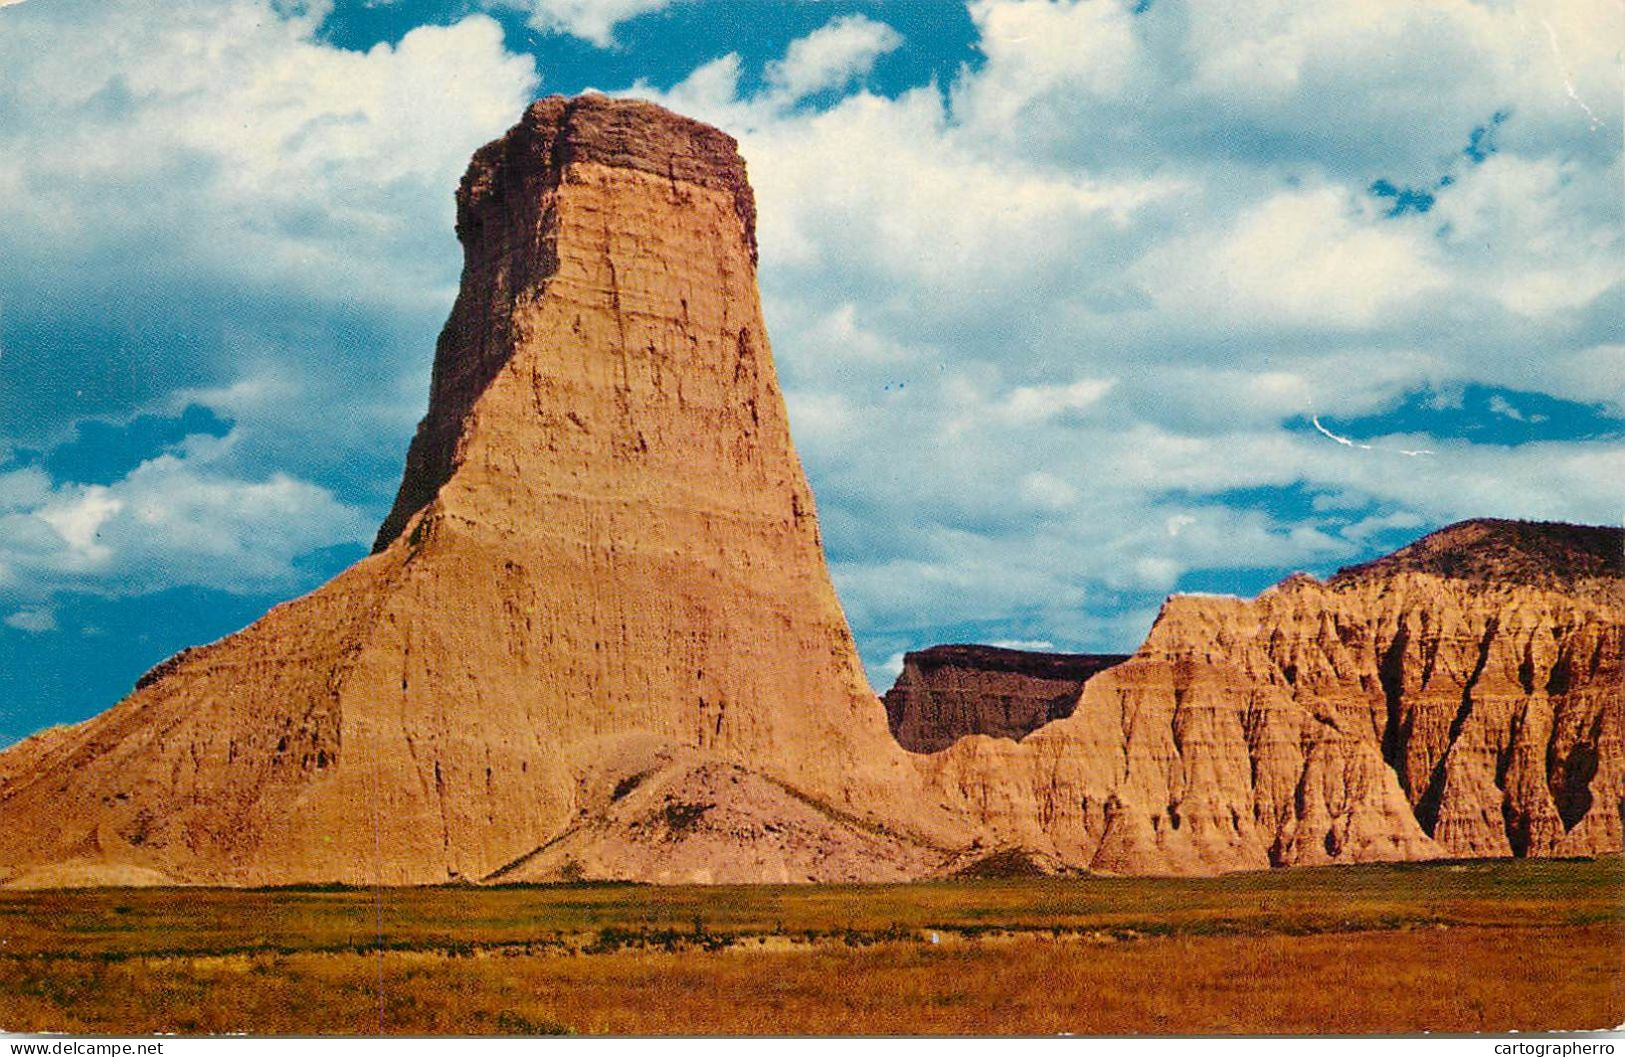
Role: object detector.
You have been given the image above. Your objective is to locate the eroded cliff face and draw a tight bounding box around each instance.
[0,96,960,888]
[910,526,1622,873]
[884,645,1128,753]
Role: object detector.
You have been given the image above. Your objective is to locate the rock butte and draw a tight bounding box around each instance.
[0,97,1619,886]
[885,644,1130,754]
[0,95,957,888]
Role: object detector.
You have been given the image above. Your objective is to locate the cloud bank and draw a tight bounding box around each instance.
[0,0,1619,722]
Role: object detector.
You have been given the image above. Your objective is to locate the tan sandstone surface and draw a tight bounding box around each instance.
[910,520,1622,873]
[0,96,963,887]
[0,96,1618,886]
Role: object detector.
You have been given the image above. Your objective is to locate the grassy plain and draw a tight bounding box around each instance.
[1,857,1620,1035]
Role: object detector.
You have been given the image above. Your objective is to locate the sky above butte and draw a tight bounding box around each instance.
[0,0,1621,743]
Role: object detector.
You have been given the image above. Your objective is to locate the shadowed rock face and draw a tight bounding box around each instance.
[883,645,1129,753]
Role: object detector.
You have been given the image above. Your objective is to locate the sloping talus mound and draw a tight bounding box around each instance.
[0,95,964,887]
[914,520,1622,873]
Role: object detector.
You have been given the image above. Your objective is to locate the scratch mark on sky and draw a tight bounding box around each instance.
[1313,416,1368,449]
[1541,18,1605,130]
[1311,416,1434,458]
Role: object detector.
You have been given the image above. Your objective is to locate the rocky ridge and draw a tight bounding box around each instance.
[1331,518,1621,588]
[909,521,1622,871]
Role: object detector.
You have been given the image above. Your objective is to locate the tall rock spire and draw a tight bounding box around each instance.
[374,96,759,552]
[0,96,958,887]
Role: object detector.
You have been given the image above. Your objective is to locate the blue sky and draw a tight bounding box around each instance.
[0,0,1621,744]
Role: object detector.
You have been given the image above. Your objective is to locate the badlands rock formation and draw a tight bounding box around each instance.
[884,644,1128,753]
[0,95,958,887]
[0,94,1617,887]
[911,519,1622,872]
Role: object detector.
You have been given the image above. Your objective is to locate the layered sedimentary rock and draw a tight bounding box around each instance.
[0,94,1618,887]
[913,520,1622,872]
[0,95,958,887]
[884,645,1128,753]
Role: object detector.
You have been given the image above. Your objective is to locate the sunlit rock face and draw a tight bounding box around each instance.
[0,96,964,888]
[914,520,1622,874]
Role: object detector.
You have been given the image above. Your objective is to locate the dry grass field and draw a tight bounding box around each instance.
[1,857,1620,1035]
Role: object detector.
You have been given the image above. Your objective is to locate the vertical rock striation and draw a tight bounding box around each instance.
[909,521,1622,873]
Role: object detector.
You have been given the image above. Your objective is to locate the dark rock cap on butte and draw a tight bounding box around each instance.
[899,644,1131,681]
[458,94,758,263]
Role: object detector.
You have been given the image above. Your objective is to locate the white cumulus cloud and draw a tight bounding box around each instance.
[764,14,903,104]
[0,434,370,602]
[5,608,57,633]
[492,0,678,46]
